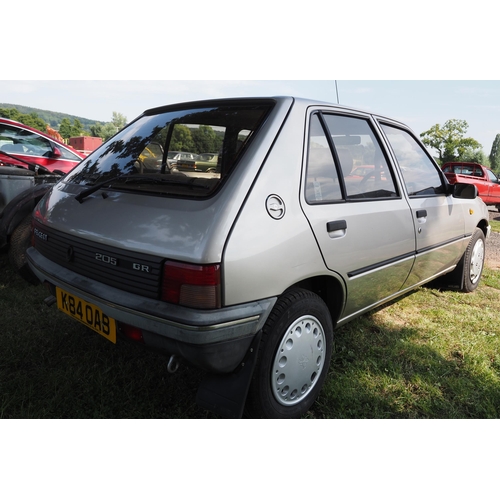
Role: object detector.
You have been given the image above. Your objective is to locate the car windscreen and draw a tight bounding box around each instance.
[63,101,274,198]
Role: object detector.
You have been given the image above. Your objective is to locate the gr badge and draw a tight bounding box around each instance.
[133,263,150,273]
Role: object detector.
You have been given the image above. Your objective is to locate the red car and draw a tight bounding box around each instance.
[0,117,84,174]
[442,162,500,210]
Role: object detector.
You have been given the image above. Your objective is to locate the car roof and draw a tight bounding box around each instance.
[139,96,409,130]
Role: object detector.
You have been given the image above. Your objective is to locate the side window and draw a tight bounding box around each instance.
[381,124,445,196]
[54,143,82,161]
[487,169,499,183]
[322,114,398,200]
[0,123,58,158]
[305,114,342,204]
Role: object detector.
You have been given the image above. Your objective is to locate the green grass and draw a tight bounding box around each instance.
[490,219,500,233]
[1,249,499,419]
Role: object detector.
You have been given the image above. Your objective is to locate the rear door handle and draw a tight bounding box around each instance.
[327,220,347,238]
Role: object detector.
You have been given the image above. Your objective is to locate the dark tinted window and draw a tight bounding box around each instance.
[64,102,274,198]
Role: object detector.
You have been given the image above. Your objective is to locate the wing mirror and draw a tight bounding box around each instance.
[452,183,478,199]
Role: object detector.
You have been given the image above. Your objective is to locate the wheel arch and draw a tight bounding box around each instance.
[1,183,54,240]
[477,218,490,238]
[285,274,345,327]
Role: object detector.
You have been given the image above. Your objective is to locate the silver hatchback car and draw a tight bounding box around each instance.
[27,97,490,418]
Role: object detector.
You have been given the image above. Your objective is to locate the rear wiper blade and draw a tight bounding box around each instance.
[75,173,211,203]
[75,173,143,203]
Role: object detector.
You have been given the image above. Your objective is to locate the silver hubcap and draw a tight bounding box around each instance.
[470,238,485,284]
[272,315,326,406]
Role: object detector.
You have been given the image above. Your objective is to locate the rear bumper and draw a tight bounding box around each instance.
[27,247,276,373]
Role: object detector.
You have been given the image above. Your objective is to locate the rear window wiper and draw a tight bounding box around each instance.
[74,173,211,203]
[75,173,151,203]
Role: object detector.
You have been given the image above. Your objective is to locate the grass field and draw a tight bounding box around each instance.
[1,241,499,419]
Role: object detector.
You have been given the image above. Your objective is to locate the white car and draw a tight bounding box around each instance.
[27,97,490,418]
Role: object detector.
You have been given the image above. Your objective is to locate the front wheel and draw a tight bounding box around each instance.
[460,228,486,292]
[246,288,333,418]
[8,214,38,284]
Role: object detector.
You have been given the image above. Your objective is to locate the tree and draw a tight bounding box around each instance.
[58,118,84,139]
[420,119,482,165]
[100,123,119,141]
[89,122,104,138]
[170,125,195,152]
[0,108,47,133]
[489,134,500,173]
[111,112,127,131]
[191,125,222,153]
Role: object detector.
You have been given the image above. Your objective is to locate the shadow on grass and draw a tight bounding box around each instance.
[311,300,500,419]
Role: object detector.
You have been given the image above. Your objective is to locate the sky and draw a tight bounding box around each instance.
[1,80,500,154]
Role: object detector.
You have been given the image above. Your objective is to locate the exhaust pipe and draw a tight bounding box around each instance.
[167,355,180,374]
[44,295,57,307]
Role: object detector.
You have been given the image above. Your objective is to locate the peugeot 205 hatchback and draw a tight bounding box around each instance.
[27,97,490,418]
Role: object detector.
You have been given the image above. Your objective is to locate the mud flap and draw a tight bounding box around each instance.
[196,331,262,418]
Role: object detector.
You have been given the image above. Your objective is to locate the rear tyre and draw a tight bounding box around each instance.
[246,288,333,418]
[8,214,38,284]
[459,228,485,293]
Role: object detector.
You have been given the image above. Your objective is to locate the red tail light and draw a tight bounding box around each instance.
[161,261,221,309]
[119,323,144,343]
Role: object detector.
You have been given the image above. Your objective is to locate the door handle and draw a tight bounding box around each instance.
[327,220,347,232]
[416,210,427,218]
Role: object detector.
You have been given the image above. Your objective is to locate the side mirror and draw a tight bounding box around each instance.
[51,147,62,158]
[453,182,478,199]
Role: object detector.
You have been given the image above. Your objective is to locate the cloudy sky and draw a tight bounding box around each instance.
[1,80,500,153]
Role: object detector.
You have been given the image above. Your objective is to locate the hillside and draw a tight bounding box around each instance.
[0,103,100,130]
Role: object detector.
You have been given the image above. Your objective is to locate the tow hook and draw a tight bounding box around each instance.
[167,355,180,374]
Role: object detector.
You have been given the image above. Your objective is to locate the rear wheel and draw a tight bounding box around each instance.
[246,288,333,418]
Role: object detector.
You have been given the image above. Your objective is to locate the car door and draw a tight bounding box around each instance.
[486,168,500,204]
[300,111,416,320]
[379,122,467,288]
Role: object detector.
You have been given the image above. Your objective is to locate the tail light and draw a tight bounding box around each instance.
[161,261,221,309]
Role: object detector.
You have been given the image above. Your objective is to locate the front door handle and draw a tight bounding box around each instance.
[416,210,427,218]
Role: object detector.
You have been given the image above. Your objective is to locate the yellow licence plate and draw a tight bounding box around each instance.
[56,288,117,343]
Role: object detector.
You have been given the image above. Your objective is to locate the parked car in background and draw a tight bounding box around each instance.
[27,97,490,419]
[442,162,500,210]
[177,153,219,172]
[166,151,196,169]
[0,159,61,281]
[0,118,83,279]
[0,117,83,174]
